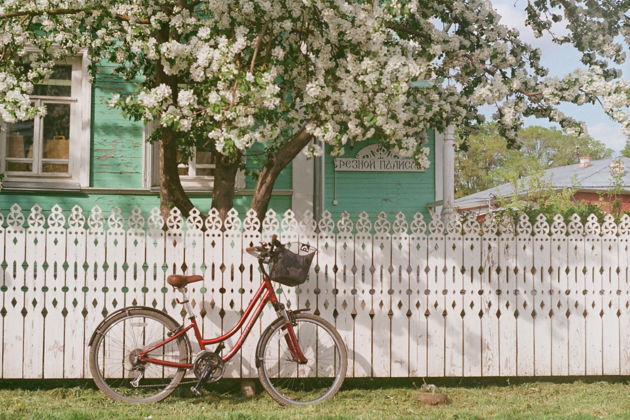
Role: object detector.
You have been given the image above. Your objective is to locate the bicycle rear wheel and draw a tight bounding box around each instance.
[257,313,347,405]
[89,308,190,403]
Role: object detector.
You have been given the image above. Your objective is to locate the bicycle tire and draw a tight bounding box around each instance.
[257,313,347,405]
[89,308,191,403]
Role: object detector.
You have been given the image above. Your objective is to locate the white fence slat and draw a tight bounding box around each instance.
[315,227,336,376]
[498,235,517,375]
[426,233,446,377]
[585,229,603,375]
[4,214,26,379]
[84,215,106,376]
[126,227,146,311]
[126,208,146,308]
[550,233,569,375]
[601,234,620,374]
[390,230,410,377]
[278,211,301,364]
[279,209,302,320]
[23,218,46,378]
[103,218,127,380]
[222,225,243,378]
[462,233,482,377]
[334,231,355,377]
[568,231,587,375]
[353,230,372,377]
[533,231,552,375]
[165,210,184,331]
[316,234,336,324]
[480,233,500,376]
[183,220,204,355]
[202,218,223,343]
[516,233,535,376]
[240,224,261,379]
[444,232,463,377]
[65,216,87,378]
[408,232,427,377]
[145,226,165,311]
[371,229,391,377]
[258,210,280,359]
[44,217,67,378]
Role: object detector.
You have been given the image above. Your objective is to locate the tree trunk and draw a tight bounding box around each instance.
[158,125,194,218]
[212,153,241,220]
[250,128,313,222]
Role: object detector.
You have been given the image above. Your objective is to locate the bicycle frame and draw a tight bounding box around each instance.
[137,274,308,369]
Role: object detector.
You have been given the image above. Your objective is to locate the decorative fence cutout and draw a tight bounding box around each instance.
[0,204,629,379]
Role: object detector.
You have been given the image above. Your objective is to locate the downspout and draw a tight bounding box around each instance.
[313,139,325,220]
[441,125,456,221]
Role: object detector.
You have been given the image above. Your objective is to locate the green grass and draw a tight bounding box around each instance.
[1,378,630,420]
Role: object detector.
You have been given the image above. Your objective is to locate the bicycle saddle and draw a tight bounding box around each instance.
[167,274,203,288]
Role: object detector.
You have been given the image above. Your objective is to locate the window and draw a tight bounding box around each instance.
[1,55,91,188]
[144,125,245,191]
[177,144,217,178]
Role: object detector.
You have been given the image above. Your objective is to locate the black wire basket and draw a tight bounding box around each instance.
[270,242,317,287]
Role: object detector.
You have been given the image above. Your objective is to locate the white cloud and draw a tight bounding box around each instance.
[587,122,627,153]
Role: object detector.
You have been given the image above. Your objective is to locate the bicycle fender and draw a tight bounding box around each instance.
[254,308,311,368]
[87,306,181,347]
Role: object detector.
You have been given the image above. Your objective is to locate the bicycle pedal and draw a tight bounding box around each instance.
[190,385,203,397]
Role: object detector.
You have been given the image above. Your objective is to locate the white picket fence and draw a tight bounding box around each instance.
[0,203,629,379]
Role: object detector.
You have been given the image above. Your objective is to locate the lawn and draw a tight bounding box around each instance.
[1,378,629,420]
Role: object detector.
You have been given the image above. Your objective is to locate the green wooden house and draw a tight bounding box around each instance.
[0,54,449,220]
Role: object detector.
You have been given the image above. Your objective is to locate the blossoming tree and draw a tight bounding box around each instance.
[0,0,629,220]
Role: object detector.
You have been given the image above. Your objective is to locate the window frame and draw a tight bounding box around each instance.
[0,52,91,190]
[143,123,245,192]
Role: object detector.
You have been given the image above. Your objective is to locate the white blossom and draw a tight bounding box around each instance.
[0,0,627,172]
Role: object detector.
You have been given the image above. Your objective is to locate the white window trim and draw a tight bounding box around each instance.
[0,52,91,189]
[143,122,245,192]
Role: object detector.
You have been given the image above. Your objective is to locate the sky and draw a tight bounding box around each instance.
[489,0,629,153]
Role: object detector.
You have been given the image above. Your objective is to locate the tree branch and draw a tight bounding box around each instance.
[269,126,313,171]
[250,23,269,73]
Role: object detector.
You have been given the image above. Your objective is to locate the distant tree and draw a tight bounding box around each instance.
[621,139,630,158]
[455,124,612,198]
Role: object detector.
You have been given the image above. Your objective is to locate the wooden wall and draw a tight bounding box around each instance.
[323,131,436,220]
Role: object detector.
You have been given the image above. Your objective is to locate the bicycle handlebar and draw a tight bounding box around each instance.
[245,235,284,260]
[245,235,285,279]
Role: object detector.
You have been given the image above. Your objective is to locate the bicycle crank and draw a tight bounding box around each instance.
[190,344,225,396]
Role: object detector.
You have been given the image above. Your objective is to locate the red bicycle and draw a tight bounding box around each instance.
[88,236,347,405]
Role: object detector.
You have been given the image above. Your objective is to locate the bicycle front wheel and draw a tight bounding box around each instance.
[257,313,347,405]
[89,308,190,403]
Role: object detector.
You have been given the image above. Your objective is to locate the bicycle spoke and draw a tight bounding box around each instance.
[258,314,347,405]
[89,310,189,403]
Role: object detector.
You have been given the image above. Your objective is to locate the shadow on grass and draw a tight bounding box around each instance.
[340,375,630,390]
[0,376,628,394]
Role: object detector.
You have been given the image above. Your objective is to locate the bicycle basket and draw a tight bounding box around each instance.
[270,243,317,287]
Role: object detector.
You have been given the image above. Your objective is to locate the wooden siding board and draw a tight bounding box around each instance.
[91,69,145,189]
[324,131,436,220]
